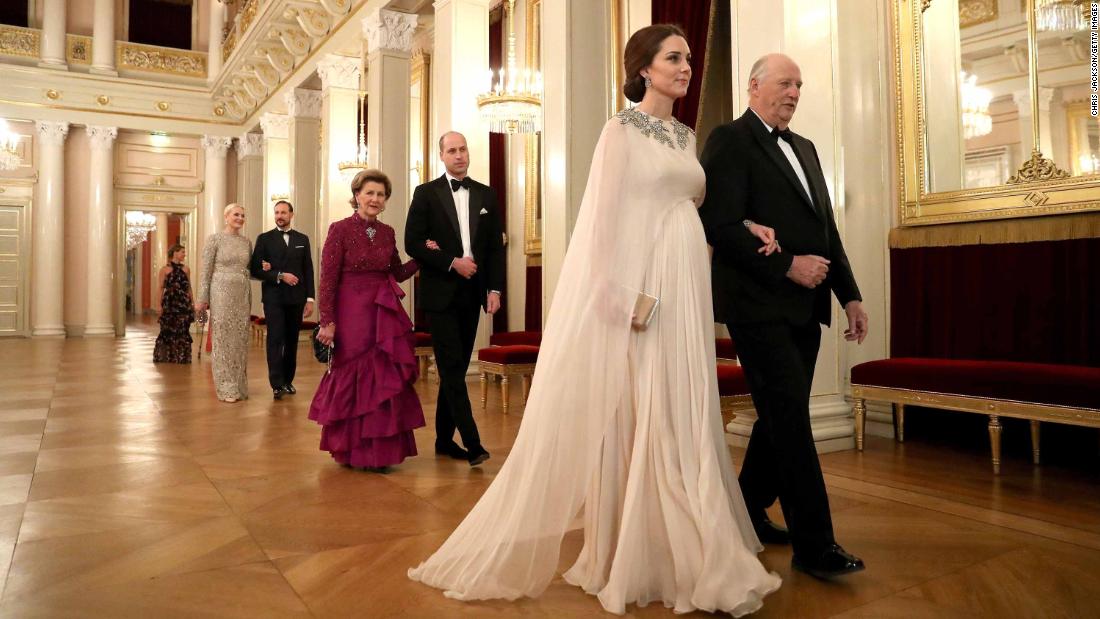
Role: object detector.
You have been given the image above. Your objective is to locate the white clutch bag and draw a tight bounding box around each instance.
[632,292,659,330]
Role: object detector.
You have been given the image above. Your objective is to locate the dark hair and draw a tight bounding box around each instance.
[274,200,294,212]
[349,168,392,208]
[167,244,185,261]
[622,24,687,103]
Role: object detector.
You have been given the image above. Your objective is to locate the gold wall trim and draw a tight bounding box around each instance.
[959,0,997,28]
[66,34,90,65]
[0,25,40,58]
[0,96,239,126]
[118,43,207,78]
[888,213,1100,248]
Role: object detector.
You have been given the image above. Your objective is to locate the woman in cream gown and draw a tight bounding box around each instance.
[409,26,781,615]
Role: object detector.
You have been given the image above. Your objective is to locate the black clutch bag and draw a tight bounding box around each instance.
[312,325,333,364]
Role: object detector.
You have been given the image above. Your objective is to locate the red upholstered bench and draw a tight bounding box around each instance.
[716,337,738,365]
[414,332,434,381]
[477,345,539,414]
[851,358,1100,474]
[490,331,542,347]
[717,363,753,425]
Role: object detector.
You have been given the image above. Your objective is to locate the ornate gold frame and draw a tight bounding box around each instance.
[411,51,431,185]
[894,0,1100,225]
[524,0,542,256]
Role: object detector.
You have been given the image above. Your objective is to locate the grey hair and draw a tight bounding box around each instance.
[747,56,770,94]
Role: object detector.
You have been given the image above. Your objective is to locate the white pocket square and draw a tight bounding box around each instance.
[295,245,305,248]
[479,208,488,215]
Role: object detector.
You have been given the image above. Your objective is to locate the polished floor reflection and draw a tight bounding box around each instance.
[1,322,1098,617]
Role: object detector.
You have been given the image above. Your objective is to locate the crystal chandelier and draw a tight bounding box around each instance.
[125,211,157,250]
[338,91,369,176]
[477,0,542,134]
[1035,0,1088,32]
[960,72,993,140]
[0,118,21,171]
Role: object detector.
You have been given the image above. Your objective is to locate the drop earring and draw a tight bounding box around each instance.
[644,76,652,88]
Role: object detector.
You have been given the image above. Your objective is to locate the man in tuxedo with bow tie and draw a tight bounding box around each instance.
[699,53,869,578]
[249,200,315,400]
[405,131,504,466]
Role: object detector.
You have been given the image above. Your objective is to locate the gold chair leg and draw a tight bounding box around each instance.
[501,376,510,415]
[479,373,488,408]
[521,374,531,403]
[1030,420,1040,465]
[895,403,906,443]
[989,415,1003,475]
[853,398,866,451]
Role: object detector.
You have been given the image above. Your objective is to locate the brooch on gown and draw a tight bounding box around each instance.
[616,108,691,150]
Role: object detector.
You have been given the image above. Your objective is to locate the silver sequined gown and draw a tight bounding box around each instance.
[197,232,253,401]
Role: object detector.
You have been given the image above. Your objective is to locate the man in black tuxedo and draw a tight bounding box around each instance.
[249,200,315,400]
[405,131,504,467]
[699,53,870,578]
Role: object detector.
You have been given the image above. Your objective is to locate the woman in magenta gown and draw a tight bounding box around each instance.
[309,169,425,471]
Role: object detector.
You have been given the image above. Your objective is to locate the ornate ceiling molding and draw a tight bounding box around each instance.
[260,112,291,139]
[237,132,264,157]
[316,53,360,90]
[201,135,234,158]
[87,125,119,150]
[34,121,69,146]
[285,88,322,118]
[362,9,418,55]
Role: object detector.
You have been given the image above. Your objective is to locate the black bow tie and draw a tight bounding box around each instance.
[450,177,471,192]
[772,127,793,143]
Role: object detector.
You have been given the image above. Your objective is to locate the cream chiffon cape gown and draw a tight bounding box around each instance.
[408,108,781,615]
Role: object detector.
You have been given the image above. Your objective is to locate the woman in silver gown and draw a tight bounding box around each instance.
[195,203,253,403]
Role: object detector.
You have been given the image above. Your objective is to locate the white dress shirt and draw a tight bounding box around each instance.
[445,173,474,259]
[750,109,814,204]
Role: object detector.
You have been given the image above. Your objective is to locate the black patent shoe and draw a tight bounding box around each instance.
[753,517,791,545]
[468,448,491,467]
[283,383,296,395]
[792,544,866,579]
[435,442,470,460]
[273,387,285,400]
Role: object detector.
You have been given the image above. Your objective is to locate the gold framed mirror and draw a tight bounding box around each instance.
[524,0,542,256]
[894,0,1099,225]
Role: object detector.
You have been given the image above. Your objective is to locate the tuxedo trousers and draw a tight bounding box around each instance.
[264,301,305,390]
[427,280,483,452]
[729,320,835,558]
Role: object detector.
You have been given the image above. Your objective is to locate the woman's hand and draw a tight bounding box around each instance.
[194,301,208,313]
[261,260,272,271]
[425,240,440,251]
[317,323,335,347]
[749,223,781,255]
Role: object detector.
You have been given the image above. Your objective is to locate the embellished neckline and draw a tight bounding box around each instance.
[616,107,692,150]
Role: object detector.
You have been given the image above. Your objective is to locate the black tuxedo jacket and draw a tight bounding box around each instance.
[699,109,860,327]
[405,174,506,313]
[249,228,316,305]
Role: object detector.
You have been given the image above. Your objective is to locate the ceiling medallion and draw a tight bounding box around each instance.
[1007,150,1071,184]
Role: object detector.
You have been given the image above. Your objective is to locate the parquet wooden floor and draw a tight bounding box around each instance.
[1,321,1098,618]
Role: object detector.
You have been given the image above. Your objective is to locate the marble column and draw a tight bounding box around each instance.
[201,136,233,242]
[284,89,322,307]
[84,125,118,337]
[316,54,361,240]
[38,0,68,70]
[90,0,117,75]
[431,0,490,181]
[151,212,169,310]
[259,113,290,233]
[31,121,69,337]
[207,0,226,82]
[363,9,417,314]
[237,133,265,315]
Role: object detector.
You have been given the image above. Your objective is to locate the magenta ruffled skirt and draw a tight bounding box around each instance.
[308,272,425,467]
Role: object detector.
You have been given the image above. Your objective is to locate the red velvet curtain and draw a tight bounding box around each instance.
[525,265,542,331]
[651,0,714,129]
[890,239,1100,366]
[489,12,509,332]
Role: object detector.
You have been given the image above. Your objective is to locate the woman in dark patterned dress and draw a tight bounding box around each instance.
[153,244,194,363]
[309,169,425,471]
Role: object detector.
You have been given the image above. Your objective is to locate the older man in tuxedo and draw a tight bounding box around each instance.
[699,53,869,579]
[405,132,505,467]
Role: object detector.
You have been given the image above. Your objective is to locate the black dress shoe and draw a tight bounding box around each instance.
[283,384,296,395]
[435,442,470,460]
[273,387,285,400]
[753,517,791,545]
[792,544,865,579]
[468,448,491,467]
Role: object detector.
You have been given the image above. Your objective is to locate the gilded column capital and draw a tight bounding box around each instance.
[237,132,263,158]
[284,88,322,119]
[86,125,118,150]
[34,120,69,146]
[259,113,290,139]
[362,9,418,55]
[317,54,360,90]
[201,135,233,159]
